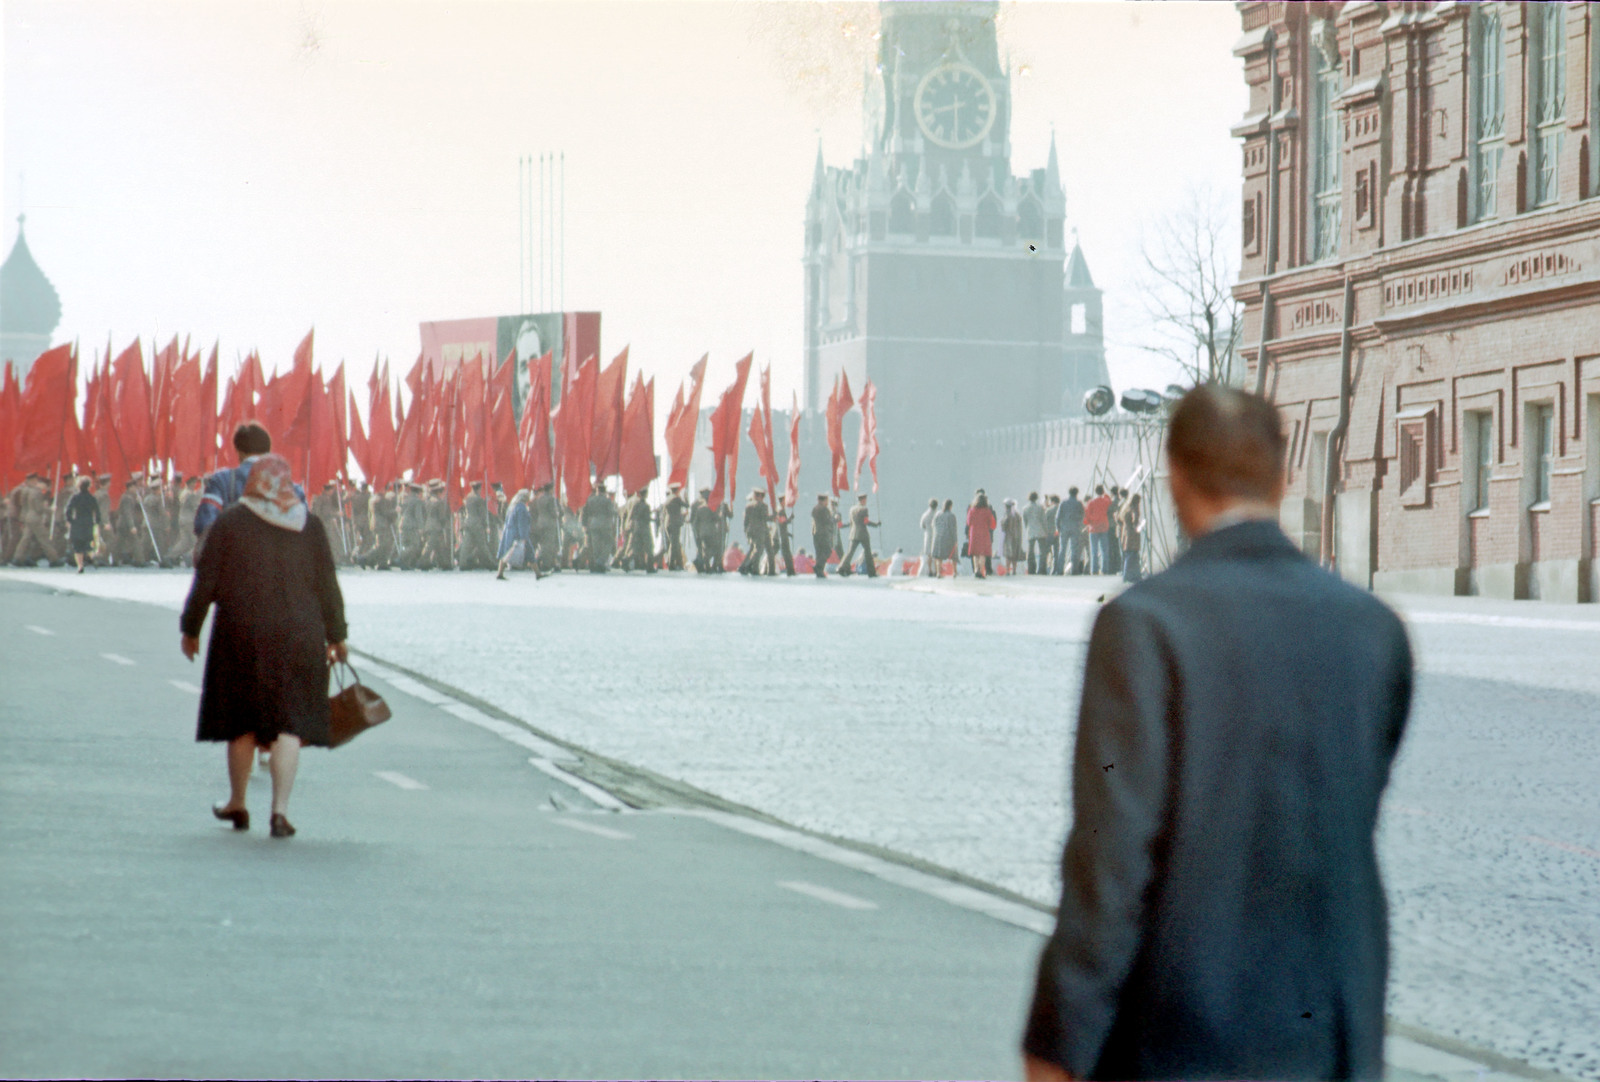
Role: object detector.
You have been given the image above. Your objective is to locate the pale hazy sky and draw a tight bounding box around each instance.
[3,0,1246,410]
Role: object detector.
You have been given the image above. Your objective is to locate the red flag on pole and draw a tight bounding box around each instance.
[664,354,707,490]
[590,347,628,480]
[14,344,75,477]
[150,336,179,470]
[347,389,372,481]
[328,363,348,480]
[519,350,554,490]
[706,353,752,510]
[825,371,854,495]
[0,362,22,489]
[112,340,155,476]
[557,354,597,510]
[488,350,522,491]
[167,352,205,479]
[619,373,657,495]
[748,364,780,505]
[854,378,879,492]
[784,392,802,512]
[200,345,219,472]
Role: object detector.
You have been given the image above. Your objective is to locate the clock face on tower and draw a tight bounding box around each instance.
[914,62,997,150]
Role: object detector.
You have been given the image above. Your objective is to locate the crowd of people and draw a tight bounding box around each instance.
[5,423,1147,585]
[914,484,1145,583]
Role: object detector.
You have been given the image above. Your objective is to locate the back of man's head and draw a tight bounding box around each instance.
[1166,385,1286,502]
[233,423,271,458]
[1069,486,1079,497]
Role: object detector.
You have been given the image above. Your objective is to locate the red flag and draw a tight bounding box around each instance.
[112,340,155,475]
[664,354,707,490]
[590,347,628,479]
[557,354,597,510]
[78,362,104,477]
[706,353,752,510]
[276,329,316,466]
[784,392,802,511]
[488,353,523,492]
[519,350,554,490]
[167,352,205,478]
[150,336,179,468]
[0,362,22,489]
[442,369,466,511]
[200,345,219,472]
[328,363,349,480]
[825,371,854,495]
[619,374,657,496]
[748,364,780,505]
[370,375,398,490]
[15,345,76,477]
[347,389,372,481]
[854,379,879,492]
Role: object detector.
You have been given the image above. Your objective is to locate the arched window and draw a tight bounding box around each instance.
[1310,23,1342,260]
[1470,4,1505,220]
[929,192,957,237]
[1530,3,1566,206]
[1017,197,1044,241]
[888,189,916,235]
[974,193,1002,239]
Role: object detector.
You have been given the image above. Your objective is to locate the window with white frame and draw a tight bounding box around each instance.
[1531,4,1566,207]
[1470,5,1505,220]
[1311,28,1343,260]
[1467,410,1493,512]
[1532,403,1555,505]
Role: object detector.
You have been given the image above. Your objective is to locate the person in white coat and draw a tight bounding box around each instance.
[919,498,938,577]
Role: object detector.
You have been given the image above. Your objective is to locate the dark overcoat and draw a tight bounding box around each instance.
[180,504,348,748]
[1024,520,1412,1081]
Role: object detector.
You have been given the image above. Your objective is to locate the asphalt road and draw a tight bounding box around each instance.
[0,580,1041,1080]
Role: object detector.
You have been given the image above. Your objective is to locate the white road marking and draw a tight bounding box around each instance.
[100,653,135,666]
[1405,610,1600,633]
[527,757,630,812]
[25,625,55,636]
[373,770,429,791]
[552,817,633,841]
[778,880,878,910]
[677,809,1055,935]
[168,679,201,695]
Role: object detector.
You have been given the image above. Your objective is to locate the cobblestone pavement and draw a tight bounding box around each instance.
[3,566,1593,1080]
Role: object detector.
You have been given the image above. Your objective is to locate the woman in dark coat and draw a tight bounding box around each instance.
[180,454,348,839]
[64,477,101,573]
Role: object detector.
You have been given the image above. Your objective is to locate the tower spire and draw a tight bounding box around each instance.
[1046,128,1061,191]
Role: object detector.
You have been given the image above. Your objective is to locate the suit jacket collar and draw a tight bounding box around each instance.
[1178,517,1303,566]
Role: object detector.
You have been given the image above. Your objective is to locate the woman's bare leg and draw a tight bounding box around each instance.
[222,735,253,811]
[268,733,301,816]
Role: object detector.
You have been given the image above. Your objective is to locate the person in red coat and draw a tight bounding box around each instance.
[966,491,998,579]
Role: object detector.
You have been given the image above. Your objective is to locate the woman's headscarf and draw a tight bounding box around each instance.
[240,454,308,532]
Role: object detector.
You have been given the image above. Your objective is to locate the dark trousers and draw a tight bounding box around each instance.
[811,533,830,577]
[840,536,876,577]
[1027,538,1048,574]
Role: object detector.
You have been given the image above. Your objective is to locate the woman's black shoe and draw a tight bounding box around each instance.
[269,814,296,839]
[213,804,249,831]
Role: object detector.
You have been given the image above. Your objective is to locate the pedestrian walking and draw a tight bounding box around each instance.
[1022,492,1048,574]
[932,499,959,577]
[809,494,835,578]
[740,489,772,576]
[64,477,101,573]
[919,498,938,576]
[1083,484,1112,574]
[1116,492,1144,584]
[966,492,997,578]
[656,484,689,570]
[773,496,796,576]
[180,454,349,840]
[1022,385,1413,1082]
[838,494,879,577]
[1058,487,1085,574]
[1001,498,1025,574]
[496,489,532,580]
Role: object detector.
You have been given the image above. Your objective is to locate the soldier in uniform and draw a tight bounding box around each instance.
[620,489,656,572]
[580,485,619,572]
[457,481,495,570]
[310,481,346,564]
[773,495,796,576]
[709,496,732,573]
[166,476,203,567]
[92,475,116,565]
[810,494,836,579]
[740,489,772,576]
[655,483,688,570]
[689,488,714,573]
[529,482,561,575]
[397,482,427,569]
[421,480,452,570]
[349,482,372,560]
[362,481,399,568]
[838,493,880,577]
[142,477,173,566]
[9,474,60,566]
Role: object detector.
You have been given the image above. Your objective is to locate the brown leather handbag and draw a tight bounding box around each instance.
[328,660,392,748]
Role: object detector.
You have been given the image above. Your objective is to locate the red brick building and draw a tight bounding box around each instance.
[1233,1,1600,601]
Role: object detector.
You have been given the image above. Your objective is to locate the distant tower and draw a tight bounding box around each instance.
[1061,235,1109,412]
[0,215,62,381]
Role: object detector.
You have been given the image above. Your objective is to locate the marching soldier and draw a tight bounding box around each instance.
[362,481,400,568]
[421,480,452,570]
[740,489,772,577]
[810,494,836,578]
[656,483,688,570]
[689,488,715,573]
[311,481,347,564]
[92,474,116,565]
[398,482,427,569]
[773,495,796,576]
[166,476,203,567]
[838,493,880,577]
[457,481,495,570]
[581,485,619,572]
[529,482,561,575]
[349,482,372,559]
[620,489,656,572]
[9,474,60,566]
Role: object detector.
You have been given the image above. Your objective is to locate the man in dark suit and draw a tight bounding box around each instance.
[1023,385,1413,1082]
